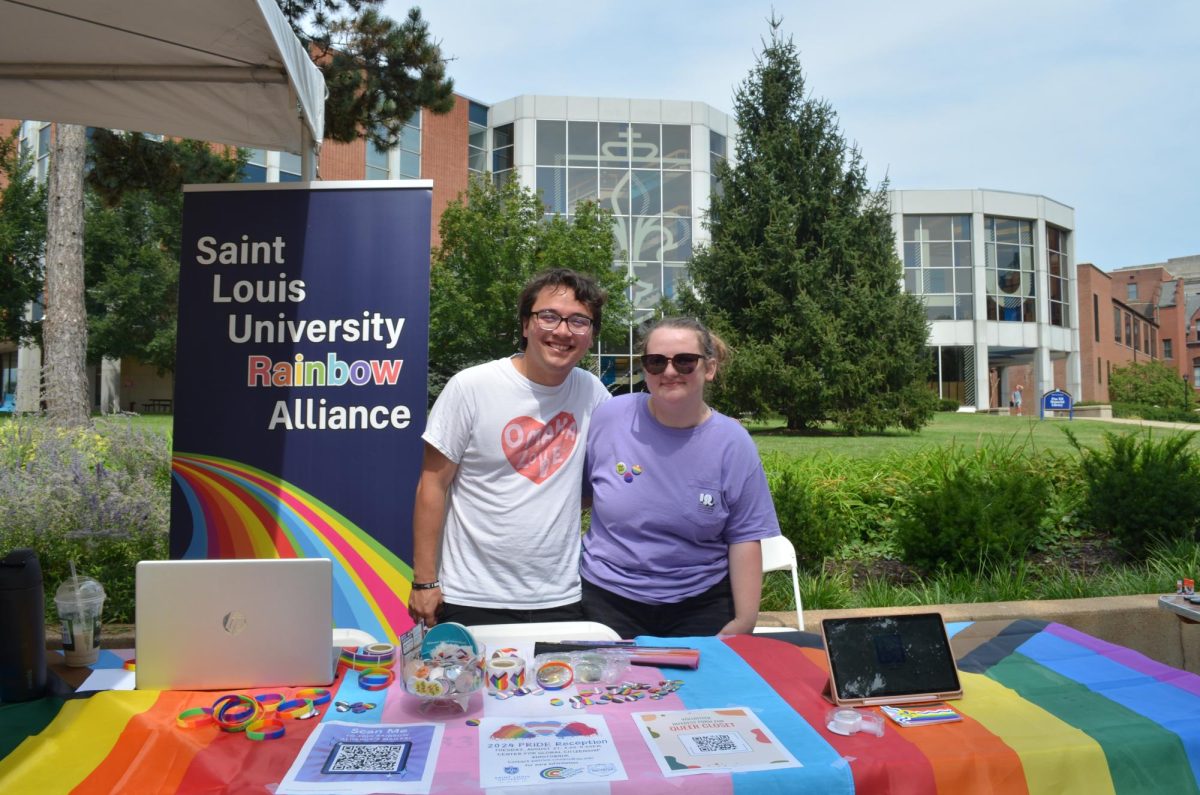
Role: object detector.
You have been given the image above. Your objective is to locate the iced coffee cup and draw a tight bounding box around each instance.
[54,576,105,667]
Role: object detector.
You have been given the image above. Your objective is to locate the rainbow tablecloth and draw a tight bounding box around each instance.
[2,620,1198,794]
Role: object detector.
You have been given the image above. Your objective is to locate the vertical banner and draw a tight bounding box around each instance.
[170,182,431,643]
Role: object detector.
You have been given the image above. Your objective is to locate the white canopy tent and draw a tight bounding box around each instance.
[0,0,324,175]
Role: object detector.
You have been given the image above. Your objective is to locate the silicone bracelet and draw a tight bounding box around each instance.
[411,580,441,590]
[276,698,315,719]
[294,687,331,706]
[254,693,284,711]
[358,667,395,691]
[175,707,214,729]
[245,718,286,741]
[212,694,261,732]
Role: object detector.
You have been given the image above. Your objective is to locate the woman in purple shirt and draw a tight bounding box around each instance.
[581,317,781,637]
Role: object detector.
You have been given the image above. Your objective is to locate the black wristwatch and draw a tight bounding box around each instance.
[411,580,441,590]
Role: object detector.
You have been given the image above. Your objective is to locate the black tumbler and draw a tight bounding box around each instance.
[0,548,47,702]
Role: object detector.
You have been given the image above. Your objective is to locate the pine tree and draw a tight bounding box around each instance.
[279,2,455,146]
[685,19,933,434]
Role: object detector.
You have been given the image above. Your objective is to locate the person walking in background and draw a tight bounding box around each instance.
[1011,384,1024,415]
[580,316,780,637]
[409,268,610,627]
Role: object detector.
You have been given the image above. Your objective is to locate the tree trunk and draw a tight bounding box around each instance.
[43,123,90,427]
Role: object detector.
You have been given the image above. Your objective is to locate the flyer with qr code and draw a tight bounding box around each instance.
[632,707,802,777]
[277,721,444,794]
[478,715,627,788]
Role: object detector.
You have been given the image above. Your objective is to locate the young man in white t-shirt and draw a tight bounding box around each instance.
[409,269,610,627]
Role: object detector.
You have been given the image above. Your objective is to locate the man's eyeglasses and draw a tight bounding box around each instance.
[642,353,705,375]
[532,309,593,335]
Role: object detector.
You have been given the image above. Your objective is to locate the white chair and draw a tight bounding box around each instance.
[466,620,621,646]
[757,535,804,631]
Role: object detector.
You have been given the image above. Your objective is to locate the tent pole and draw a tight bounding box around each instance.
[301,124,318,181]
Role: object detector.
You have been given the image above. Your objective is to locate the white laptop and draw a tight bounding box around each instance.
[135,558,334,691]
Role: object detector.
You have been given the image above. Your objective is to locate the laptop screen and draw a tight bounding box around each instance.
[821,613,961,705]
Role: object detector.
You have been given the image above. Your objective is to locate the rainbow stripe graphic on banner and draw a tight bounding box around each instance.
[172,453,414,643]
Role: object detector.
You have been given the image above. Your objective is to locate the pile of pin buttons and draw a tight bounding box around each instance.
[566,680,685,709]
[488,684,546,700]
[402,649,484,701]
[334,700,377,714]
[486,678,686,707]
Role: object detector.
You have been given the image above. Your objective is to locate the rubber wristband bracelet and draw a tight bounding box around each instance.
[276,698,315,719]
[411,580,441,590]
[176,707,214,729]
[359,667,395,691]
[245,718,286,741]
[294,687,331,706]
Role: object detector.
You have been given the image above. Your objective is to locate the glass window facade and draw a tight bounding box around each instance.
[242,148,303,182]
[492,123,514,180]
[1,350,16,398]
[985,217,1035,322]
[278,151,301,182]
[242,148,268,182]
[468,101,488,174]
[364,112,421,180]
[927,345,976,405]
[533,119,700,392]
[36,123,50,182]
[902,215,973,321]
[366,138,390,179]
[1047,226,1069,328]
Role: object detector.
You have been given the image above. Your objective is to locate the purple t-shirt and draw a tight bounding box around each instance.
[581,393,780,604]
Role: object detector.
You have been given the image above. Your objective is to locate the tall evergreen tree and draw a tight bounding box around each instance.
[684,19,933,434]
[42,123,90,426]
[279,1,455,147]
[428,174,630,401]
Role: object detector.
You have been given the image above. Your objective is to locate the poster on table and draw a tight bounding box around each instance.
[633,707,802,777]
[170,182,431,644]
[478,715,627,787]
[277,721,444,795]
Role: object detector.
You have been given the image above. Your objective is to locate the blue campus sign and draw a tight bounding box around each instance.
[171,182,432,642]
[1040,389,1073,420]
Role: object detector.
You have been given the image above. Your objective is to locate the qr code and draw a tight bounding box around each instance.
[323,742,411,774]
[680,731,750,756]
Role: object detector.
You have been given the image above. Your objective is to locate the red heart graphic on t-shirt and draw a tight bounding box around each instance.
[501,412,578,484]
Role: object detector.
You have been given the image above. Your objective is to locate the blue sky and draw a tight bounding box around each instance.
[394,0,1198,270]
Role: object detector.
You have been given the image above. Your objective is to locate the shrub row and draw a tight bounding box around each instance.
[766,430,1200,575]
[3,417,1197,623]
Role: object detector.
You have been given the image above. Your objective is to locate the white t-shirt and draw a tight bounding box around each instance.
[422,357,609,609]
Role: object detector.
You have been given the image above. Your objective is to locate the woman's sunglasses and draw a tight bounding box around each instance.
[642,353,705,375]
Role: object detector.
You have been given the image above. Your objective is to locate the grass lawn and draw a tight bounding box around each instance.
[747,412,1199,459]
[99,413,174,437]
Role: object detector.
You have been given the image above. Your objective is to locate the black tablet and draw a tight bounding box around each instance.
[820,613,963,706]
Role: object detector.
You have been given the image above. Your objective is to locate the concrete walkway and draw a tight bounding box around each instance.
[1069,415,1200,431]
